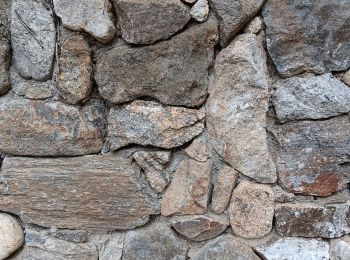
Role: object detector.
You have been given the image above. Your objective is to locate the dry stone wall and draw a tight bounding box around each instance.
[0,0,350,259]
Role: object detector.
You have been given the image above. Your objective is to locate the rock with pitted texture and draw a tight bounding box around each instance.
[11,0,56,81]
[115,0,190,44]
[0,213,24,260]
[0,96,106,156]
[185,135,209,162]
[275,115,350,196]
[0,41,10,95]
[0,0,11,41]
[244,16,263,34]
[330,236,350,260]
[90,233,124,260]
[95,18,218,107]
[0,156,160,231]
[275,202,350,238]
[107,100,205,150]
[263,0,350,77]
[207,33,276,183]
[53,0,116,43]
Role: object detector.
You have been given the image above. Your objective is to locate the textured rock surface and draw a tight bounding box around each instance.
[244,16,263,34]
[191,0,209,22]
[115,0,190,44]
[263,0,350,77]
[0,41,10,95]
[275,115,350,196]
[330,236,350,260]
[344,70,350,86]
[95,18,218,107]
[90,233,124,260]
[57,34,92,104]
[211,165,238,214]
[107,100,205,150]
[207,33,276,183]
[229,181,274,238]
[184,136,209,162]
[0,213,24,260]
[210,0,265,46]
[123,221,187,260]
[275,203,350,238]
[192,235,260,260]
[254,237,329,260]
[273,74,350,122]
[11,0,56,81]
[161,158,212,216]
[0,96,106,156]
[0,156,160,231]
[0,0,11,41]
[53,0,116,43]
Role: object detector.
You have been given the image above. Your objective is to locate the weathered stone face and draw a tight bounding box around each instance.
[191,0,209,22]
[0,96,106,156]
[0,0,11,41]
[330,237,350,260]
[0,40,11,95]
[184,135,209,162]
[275,115,350,197]
[263,0,350,77]
[275,203,350,238]
[115,0,191,44]
[207,33,276,183]
[0,156,160,231]
[11,0,56,81]
[0,213,24,260]
[95,18,218,107]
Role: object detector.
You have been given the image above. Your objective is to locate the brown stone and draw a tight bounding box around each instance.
[184,135,209,162]
[0,156,160,232]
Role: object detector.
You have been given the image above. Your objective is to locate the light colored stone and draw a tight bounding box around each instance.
[184,135,208,162]
[244,16,263,34]
[191,0,209,22]
[0,156,160,231]
[0,41,10,95]
[95,18,218,107]
[161,158,212,216]
[0,213,24,260]
[343,70,350,86]
[330,236,350,260]
[53,0,116,43]
[107,100,205,150]
[182,0,197,3]
[273,74,350,122]
[254,237,329,260]
[207,33,276,183]
[11,0,56,81]
[89,233,124,260]
[211,165,238,214]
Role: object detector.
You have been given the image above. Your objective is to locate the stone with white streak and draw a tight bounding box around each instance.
[0,213,24,260]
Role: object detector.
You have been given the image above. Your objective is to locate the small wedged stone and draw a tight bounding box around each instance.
[190,0,209,22]
[95,18,218,107]
[89,233,124,260]
[343,70,350,86]
[184,135,209,162]
[243,16,263,34]
[0,95,106,156]
[57,34,92,104]
[228,180,274,239]
[0,156,160,231]
[0,41,10,95]
[53,0,116,43]
[210,0,265,46]
[207,33,276,183]
[273,74,350,122]
[330,236,350,260]
[161,158,212,216]
[115,0,190,44]
[11,0,56,81]
[0,213,24,260]
[107,100,205,150]
[275,202,350,238]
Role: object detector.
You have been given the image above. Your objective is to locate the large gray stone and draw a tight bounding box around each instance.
[0,213,24,260]
[330,236,350,260]
[263,0,350,77]
[95,18,218,107]
[11,0,56,81]
[0,41,10,95]
[273,74,350,122]
[207,33,276,183]
[0,156,160,231]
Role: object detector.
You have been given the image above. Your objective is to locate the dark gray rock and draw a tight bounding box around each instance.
[0,0,11,41]
[0,40,11,95]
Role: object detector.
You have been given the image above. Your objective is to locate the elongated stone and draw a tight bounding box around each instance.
[0,156,160,231]
[0,41,11,95]
[0,213,24,260]
[0,0,11,41]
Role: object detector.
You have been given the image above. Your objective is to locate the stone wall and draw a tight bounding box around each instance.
[0,0,350,259]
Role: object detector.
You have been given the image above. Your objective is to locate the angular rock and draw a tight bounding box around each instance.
[0,156,160,231]
[273,74,350,122]
[0,40,10,95]
[229,181,274,238]
[330,236,350,260]
[133,150,171,193]
[263,0,350,77]
[171,214,228,241]
[108,100,205,150]
[0,0,11,41]
[11,0,56,81]
[211,165,238,214]
[89,233,124,260]
[161,158,212,216]
[210,0,265,46]
[0,213,24,260]
[184,135,209,162]
[115,0,190,44]
[244,16,263,34]
[123,221,187,260]
[272,186,295,203]
[95,18,218,107]
[57,34,92,104]
[275,115,350,196]
[254,237,329,260]
[192,235,260,260]
[207,33,276,183]
[275,202,350,238]
[343,70,350,86]
[46,229,88,243]
[53,0,116,43]
[0,96,106,156]
[191,0,209,22]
